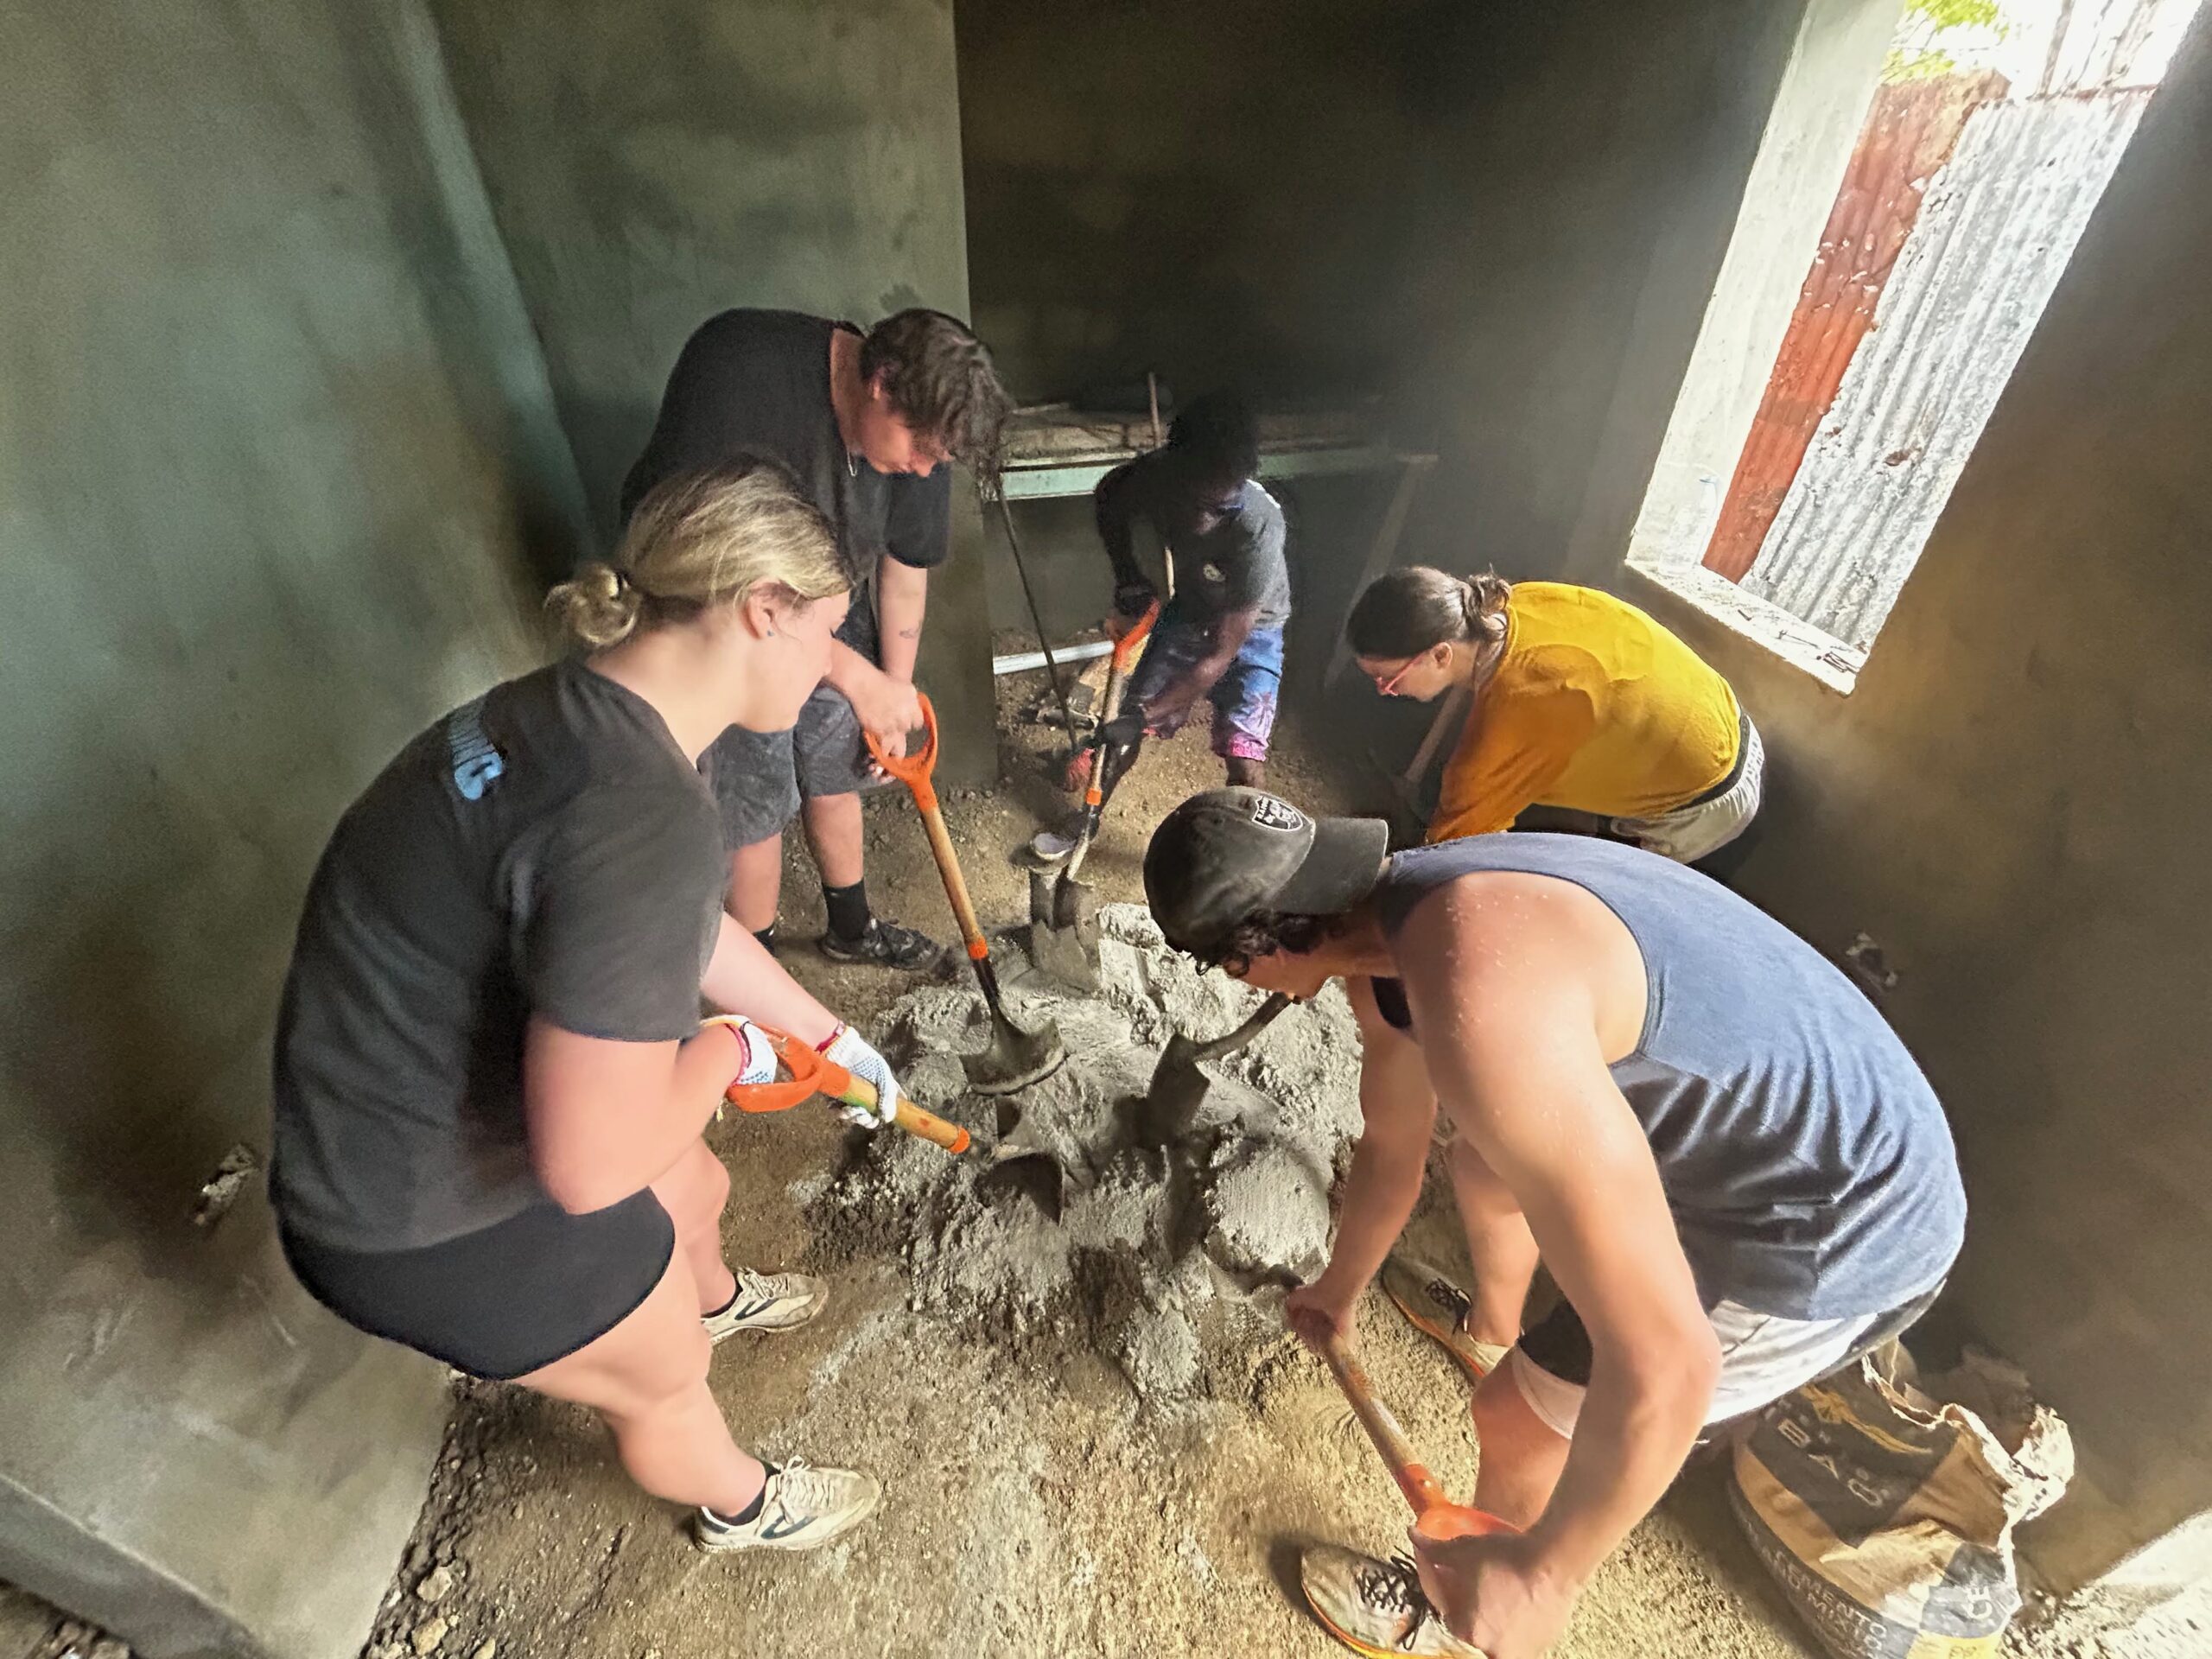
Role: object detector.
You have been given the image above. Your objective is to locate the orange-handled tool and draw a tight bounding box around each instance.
[1317,1332,1516,1544]
[722,1025,971,1155]
[1065,600,1160,866]
[867,695,1066,1095]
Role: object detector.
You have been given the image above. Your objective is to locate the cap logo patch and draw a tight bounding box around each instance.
[1248,797,1306,833]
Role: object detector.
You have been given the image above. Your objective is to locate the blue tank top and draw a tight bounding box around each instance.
[1375,836,1964,1320]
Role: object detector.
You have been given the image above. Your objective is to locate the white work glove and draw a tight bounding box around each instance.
[701,1014,779,1091]
[822,1023,903,1130]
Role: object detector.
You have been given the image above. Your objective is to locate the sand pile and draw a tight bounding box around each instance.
[807,904,1363,1402]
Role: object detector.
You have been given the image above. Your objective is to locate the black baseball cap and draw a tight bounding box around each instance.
[1142,789,1391,959]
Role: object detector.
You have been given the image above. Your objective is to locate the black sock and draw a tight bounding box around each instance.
[713,1465,776,1526]
[753,924,778,951]
[823,880,870,943]
[705,1283,739,1319]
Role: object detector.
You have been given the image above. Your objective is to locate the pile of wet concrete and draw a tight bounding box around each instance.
[807,905,1363,1403]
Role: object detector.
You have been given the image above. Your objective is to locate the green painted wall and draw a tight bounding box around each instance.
[426,0,997,782]
[0,0,588,1652]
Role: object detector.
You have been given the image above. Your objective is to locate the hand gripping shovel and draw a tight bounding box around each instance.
[868,696,1067,1096]
[724,1024,972,1154]
[1027,601,1160,991]
[1312,1330,1516,1545]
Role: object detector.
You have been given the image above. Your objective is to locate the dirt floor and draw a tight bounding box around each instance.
[13,678,2183,1659]
[350,684,1852,1659]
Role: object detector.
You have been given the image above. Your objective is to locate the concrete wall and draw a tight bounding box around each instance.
[0,1,588,1653]
[957,0,1426,404]
[427,0,999,782]
[1625,12,2212,1588]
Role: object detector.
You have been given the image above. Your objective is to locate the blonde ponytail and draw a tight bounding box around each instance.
[545,562,645,651]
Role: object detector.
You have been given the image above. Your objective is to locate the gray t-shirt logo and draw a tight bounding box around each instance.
[445,698,505,802]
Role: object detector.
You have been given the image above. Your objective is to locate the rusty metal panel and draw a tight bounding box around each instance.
[1700,74,2005,582]
[1743,91,2152,649]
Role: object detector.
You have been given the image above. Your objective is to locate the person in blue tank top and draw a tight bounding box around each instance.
[1142,789,1965,1659]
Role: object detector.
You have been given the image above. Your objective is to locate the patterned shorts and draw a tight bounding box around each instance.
[1125,618,1285,762]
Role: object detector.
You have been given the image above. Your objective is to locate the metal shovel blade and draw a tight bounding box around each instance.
[963,1004,1067,1096]
[1137,993,1293,1145]
[1026,868,1100,991]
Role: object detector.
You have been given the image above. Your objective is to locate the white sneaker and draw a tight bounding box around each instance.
[702,1269,827,1343]
[1301,1545,1484,1657]
[1028,828,1078,863]
[693,1460,882,1554]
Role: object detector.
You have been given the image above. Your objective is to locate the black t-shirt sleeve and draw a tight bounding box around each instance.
[882,467,952,569]
[522,785,721,1042]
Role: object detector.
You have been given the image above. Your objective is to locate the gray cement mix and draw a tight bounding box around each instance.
[807,905,1363,1403]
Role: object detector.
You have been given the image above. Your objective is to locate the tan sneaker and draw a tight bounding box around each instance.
[693,1459,881,1554]
[702,1268,827,1343]
[1381,1254,1511,1382]
[1300,1545,1483,1657]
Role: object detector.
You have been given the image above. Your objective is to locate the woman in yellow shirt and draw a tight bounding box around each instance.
[1346,566,1763,862]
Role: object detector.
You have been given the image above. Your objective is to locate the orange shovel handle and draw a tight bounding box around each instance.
[1317,1332,1516,1541]
[864,692,940,810]
[722,1025,970,1154]
[1109,600,1160,671]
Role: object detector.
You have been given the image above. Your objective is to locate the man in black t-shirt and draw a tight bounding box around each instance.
[623,308,1008,968]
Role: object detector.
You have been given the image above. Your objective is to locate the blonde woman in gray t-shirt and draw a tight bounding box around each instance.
[272,458,901,1557]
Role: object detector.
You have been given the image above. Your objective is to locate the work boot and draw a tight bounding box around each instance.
[818,916,942,969]
[1300,1546,1483,1657]
[1381,1253,1513,1382]
[693,1460,881,1554]
[702,1268,828,1344]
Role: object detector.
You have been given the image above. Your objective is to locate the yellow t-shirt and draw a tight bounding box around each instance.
[1427,582,1741,842]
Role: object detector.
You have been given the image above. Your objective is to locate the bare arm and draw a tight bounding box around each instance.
[1288,977,1436,1341]
[822,639,923,747]
[1092,465,1148,592]
[699,912,839,1046]
[874,555,928,685]
[523,1018,744,1213]
[1401,887,1719,1590]
[1147,606,1258,716]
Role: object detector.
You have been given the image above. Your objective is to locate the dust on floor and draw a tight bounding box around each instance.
[347,694,2162,1659]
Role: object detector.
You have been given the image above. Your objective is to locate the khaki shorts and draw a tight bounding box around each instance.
[1609,712,1765,864]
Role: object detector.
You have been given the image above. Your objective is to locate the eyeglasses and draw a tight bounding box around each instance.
[1371,658,1421,696]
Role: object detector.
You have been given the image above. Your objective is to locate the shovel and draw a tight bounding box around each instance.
[725,1025,972,1154]
[1028,601,1160,990]
[868,695,1067,1096]
[1312,1331,1516,1544]
[1135,992,1291,1147]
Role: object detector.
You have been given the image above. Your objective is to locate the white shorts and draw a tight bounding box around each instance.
[1611,712,1765,863]
[1509,1294,1911,1440]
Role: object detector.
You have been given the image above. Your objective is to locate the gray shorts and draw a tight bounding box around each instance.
[703,684,872,850]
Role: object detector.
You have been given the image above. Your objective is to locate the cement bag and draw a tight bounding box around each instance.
[1729,1346,2074,1659]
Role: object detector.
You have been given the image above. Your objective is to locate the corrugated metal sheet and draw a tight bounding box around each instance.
[1742,90,2152,648]
[1700,75,2002,582]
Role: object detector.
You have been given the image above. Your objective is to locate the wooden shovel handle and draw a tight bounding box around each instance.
[738,1026,971,1154]
[1318,1332,1515,1541]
